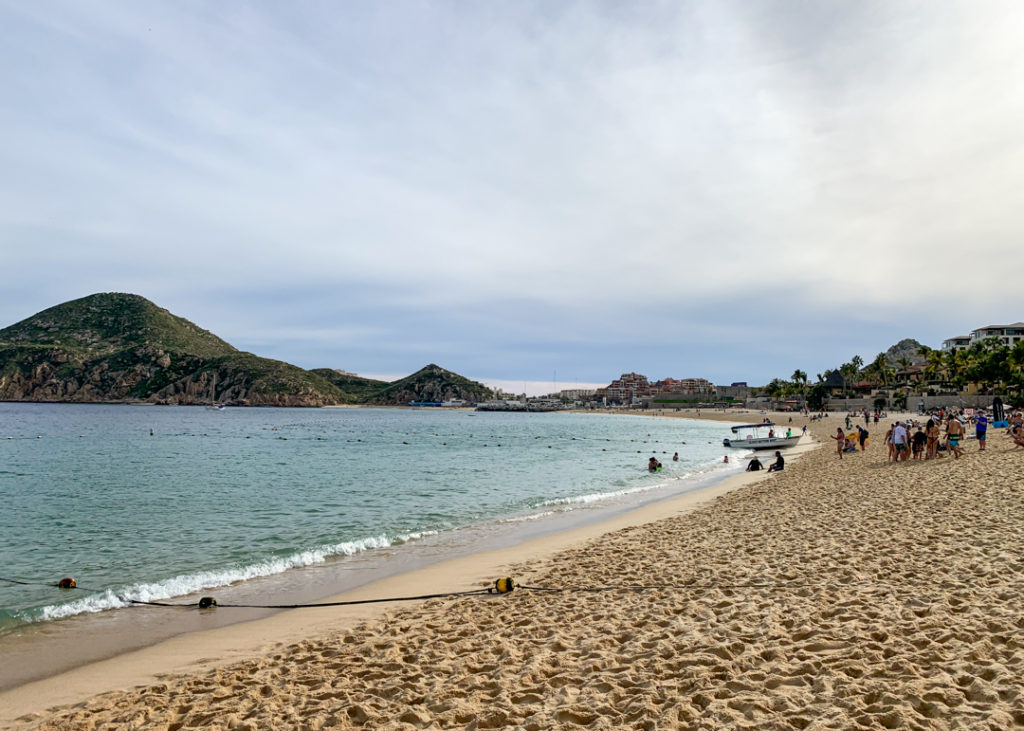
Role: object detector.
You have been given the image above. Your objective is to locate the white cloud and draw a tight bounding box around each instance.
[1,0,1022,384]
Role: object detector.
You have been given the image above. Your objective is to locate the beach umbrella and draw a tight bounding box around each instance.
[993,396,1004,422]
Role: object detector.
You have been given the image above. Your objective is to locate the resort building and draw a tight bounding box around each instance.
[713,383,749,400]
[655,377,713,395]
[943,322,1024,351]
[942,336,971,352]
[597,373,715,405]
[596,372,654,404]
[557,389,597,400]
[969,323,1024,347]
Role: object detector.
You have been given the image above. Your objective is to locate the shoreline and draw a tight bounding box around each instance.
[14,407,1019,728]
[0,411,740,691]
[0,412,803,725]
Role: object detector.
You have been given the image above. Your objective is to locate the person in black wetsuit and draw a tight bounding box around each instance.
[767,451,785,472]
[746,456,763,471]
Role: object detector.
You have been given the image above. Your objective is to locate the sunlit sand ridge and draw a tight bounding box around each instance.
[8,412,1024,729]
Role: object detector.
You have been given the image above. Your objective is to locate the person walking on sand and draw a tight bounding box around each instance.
[946,416,964,459]
[884,424,895,461]
[856,425,868,451]
[832,427,846,459]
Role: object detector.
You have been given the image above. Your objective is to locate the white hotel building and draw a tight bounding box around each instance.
[943,322,1024,352]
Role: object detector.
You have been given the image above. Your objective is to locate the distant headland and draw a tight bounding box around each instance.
[0,293,494,407]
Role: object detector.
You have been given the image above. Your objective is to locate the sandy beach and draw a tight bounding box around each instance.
[4,410,1024,729]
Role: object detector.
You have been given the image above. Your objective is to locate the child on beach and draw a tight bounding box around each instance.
[832,427,845,459]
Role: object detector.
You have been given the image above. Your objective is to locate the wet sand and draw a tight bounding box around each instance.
[5,411,1024,729]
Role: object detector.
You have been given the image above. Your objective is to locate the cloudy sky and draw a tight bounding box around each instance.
[1,1,1021,394]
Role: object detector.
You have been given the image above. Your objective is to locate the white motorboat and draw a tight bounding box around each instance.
[723,423,801,450]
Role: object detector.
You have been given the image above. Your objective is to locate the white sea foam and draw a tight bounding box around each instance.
[501,458,731,524]
[31,529,437,624]
[499,510,558,523]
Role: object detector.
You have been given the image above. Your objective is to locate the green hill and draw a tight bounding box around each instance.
[0,292,235,358]
[0,293,346,406]
[310,369,391,402]
[367,363,493,405]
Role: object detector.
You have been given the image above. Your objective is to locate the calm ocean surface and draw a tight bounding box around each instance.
[0,404,739,637]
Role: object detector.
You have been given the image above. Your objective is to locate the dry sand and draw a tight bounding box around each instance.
[4,411,1024,729]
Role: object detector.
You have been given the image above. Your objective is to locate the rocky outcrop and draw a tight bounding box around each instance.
[1,295,490,408]
[368,364,493,405]
[0,294,346,407]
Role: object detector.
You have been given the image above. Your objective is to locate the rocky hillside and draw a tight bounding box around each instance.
[309,369,390,402]
[367,364,493,405]
[0,293,347,406]
[884,338,926,365]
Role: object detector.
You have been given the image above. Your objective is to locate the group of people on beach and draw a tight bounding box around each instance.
[745,450,784,472]
[828,407,1024,461]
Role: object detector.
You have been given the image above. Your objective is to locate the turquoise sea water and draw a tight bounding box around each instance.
[0,404,738,636]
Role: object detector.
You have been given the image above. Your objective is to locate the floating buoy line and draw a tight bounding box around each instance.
[1,574,887,614]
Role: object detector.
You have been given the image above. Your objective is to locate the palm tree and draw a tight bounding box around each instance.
[763,378,787,403]
[965,338,1009,394]
[791,369,808,401]
[839,362,858,399]
[921,348,947,391]
[1006,341,1024,402]
[870,352,892,389]
[944,349,970,394]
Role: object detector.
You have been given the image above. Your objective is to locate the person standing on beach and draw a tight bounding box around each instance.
[856,425,868,451]
[975,410,988,451]
[911,427,927,460]
[925,419,941,459]
[892,421,909,462]
[946,416,964,459]
[832,428,846,459]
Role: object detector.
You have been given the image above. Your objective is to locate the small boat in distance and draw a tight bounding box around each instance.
[723,423,801,450]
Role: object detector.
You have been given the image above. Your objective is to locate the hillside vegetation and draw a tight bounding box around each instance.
[0,294,346,406]
[367,364,493,405]
[0,294,492,407]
